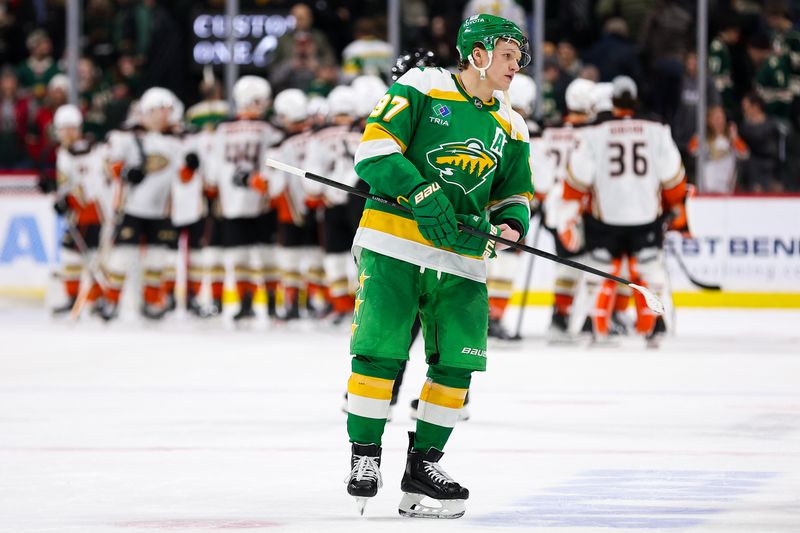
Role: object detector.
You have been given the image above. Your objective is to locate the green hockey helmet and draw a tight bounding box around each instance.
[457,14,531,78]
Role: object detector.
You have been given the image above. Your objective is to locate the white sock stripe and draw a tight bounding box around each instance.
[347,393,391,420]
[417,400,461,428]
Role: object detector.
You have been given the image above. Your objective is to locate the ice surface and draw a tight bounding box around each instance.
[1,303,799,532]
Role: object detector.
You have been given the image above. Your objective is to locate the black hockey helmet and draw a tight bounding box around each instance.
[390,49,439,82]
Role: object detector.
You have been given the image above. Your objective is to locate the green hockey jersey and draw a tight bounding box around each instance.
[353,67,534,282]
[709,38,735,115]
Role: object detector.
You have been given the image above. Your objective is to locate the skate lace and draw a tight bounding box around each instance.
[423,461,456,486]
[344,455,383,488]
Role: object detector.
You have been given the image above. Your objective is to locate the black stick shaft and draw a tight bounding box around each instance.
[300,169,638,288]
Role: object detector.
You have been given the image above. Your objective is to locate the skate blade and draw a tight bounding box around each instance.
[398,493,465,519]
[355,497,369,516]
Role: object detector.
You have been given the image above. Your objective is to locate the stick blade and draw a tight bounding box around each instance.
[629,284,665,315]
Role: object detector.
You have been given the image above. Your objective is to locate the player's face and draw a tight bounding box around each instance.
[143,107,171,131]
[56,126,80,145]
[487,40,521,90]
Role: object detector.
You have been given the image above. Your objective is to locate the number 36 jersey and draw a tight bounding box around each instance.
[567,117,684,226]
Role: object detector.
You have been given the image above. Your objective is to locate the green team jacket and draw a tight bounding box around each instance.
[352,67,534,283]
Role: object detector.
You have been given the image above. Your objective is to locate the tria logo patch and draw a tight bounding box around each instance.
[425,138,498,194]
[429,103,451,126]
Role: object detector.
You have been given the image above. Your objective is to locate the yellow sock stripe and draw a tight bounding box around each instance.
[142,270,161,284]
[348,373,394,401]
[419,379,468,409]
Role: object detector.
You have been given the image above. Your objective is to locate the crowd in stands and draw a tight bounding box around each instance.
[1,0,800,193]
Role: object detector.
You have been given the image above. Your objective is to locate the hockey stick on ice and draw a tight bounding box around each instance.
[265,159,665,315]
[664,238,721,291]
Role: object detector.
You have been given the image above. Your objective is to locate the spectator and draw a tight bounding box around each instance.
[26,74,68,178]
[308,63,340,97]
[748,31,792,123]
[77,57,112,141]
[709,12,741,120]
[342,18,394,81]
[463,0,526,29]
[595,0,655,40]
[84,0,116,69]
[579,64,601,82]
[273,3,336,73]
[688,106,749,193]
[638,0,693,124]
[764,0,800,124]
[185,77,229,131]
[428,15,457,68]
[673,50,722,160]
[582,18,644,86]
[540,55,573,125]
[738,91,784,192]
[0,68,31,168]
[557,39,583,78]
[102,54,140,131]
[270,31,326,93]
[16,30,60,101]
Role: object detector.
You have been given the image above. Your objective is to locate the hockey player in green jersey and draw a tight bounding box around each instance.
[343,14,534,518]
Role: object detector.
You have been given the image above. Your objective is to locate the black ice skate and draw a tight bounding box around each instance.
[140,302,167,320]
[546,309,573,344]
[98,301,119,322]
[51,297,77,316]
[233,292,255,322]
[399,431,468,519]
[163,292,177,313]
[488,318,521,341]
[266,290,277,319]
[645,316,667,349]
[344,442,382,515]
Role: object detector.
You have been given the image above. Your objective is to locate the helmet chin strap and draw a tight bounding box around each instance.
[468,50,493,80]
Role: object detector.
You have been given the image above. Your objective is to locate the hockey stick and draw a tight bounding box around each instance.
[512,213,543,339]
[69,182,127,319]
[265,159,665,315]
[664,238,721,291]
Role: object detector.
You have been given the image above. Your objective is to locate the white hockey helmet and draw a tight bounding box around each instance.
[53,104,83,130]
[233,75,271,111]
[273,89,308,123]
[591,82,614,114]
[307,94,329,119]
[351,75,388,117]
[612,75,638,100]
[327,85,358,116]
[140,87,175,113]
[565,78,596,114]
[507,73,537,117]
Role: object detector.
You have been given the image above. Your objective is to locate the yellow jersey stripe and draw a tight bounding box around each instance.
[420,380,468,409]
[348,372,394,400]
[358,209,485,260]
[359,208,430,246]
[427,89,468,102]
[489,111,525,141]
[361,123,407,153]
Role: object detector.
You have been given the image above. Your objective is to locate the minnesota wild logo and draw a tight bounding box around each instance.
[425,138,498,194]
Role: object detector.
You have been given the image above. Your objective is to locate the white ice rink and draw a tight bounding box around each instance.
[1,303,799,533]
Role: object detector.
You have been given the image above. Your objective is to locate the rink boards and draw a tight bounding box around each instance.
[1,192,799,308]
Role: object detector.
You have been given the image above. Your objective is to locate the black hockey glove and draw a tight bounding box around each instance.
[123,166,146,185]
[232,169,251,188]
[37,173,57,194]
[185,152,200,171]
[397,182,459,248]
[53,197,69,216]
